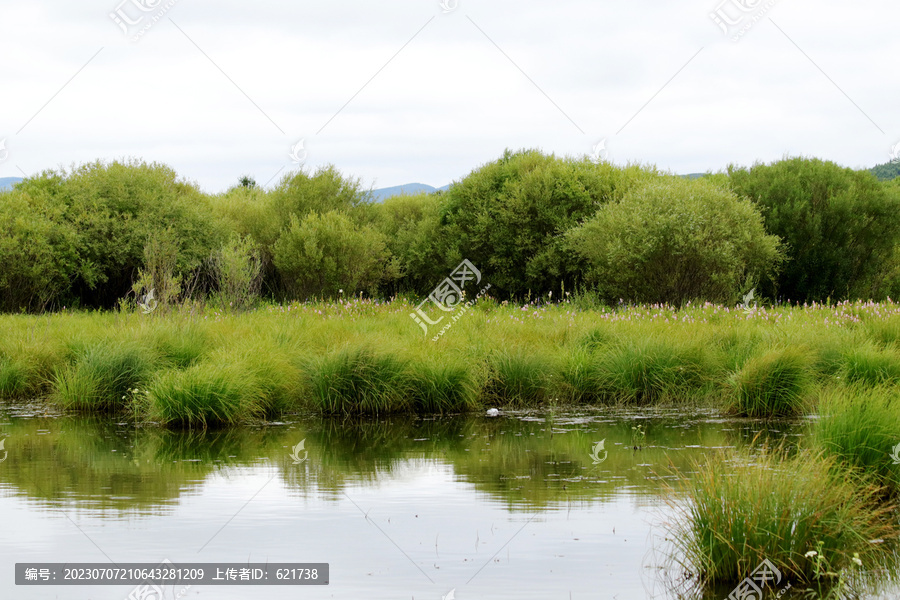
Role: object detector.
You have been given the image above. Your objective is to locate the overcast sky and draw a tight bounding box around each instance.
[1,1,897,193]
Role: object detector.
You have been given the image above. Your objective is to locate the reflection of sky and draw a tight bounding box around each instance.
[2,458,673,600]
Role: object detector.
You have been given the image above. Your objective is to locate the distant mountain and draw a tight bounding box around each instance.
[370,182,450,201]
[0,177,23,191]
[870,161,900,181]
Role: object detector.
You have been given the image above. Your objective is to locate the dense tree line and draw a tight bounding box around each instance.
[870,160,900,182]
[1,151,899,312]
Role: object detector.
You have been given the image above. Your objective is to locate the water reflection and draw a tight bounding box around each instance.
[3,405,852,600]
[0,407,810,514]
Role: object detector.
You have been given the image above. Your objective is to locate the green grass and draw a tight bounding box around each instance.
[811,385,900,495]
[555,348,604,403]
[867,317,900,347]
[594,339,714,405]
[146,361,266,427]
[0,357,30,398]
[726,347,811,417]
[2,298,900,423]
[667,447,900,587]
[408,357,480,413]
[53,342,153,410]
[7,298,900,588]
[151,322,208,368]
[484,350,549,405]
[840,344,900,387]
[576,327,615,351]
[308,347,412,415]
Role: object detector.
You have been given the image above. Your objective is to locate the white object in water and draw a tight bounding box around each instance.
[486,408,500,417]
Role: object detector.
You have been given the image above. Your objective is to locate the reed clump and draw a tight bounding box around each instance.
[667,448,900,587]
[726,347,811,417]
[811,384,900,495]
[53,342,153,411]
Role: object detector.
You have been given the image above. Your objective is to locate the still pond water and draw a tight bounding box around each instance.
[0,404,893,600]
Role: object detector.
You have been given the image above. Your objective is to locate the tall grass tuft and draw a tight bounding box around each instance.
[308,347,411,415]
[0,357,30,398]
[811,385,900,495]
[53,343,152,410]
[555,348,604,403]
[666,448,900,587]
[408,358,479,413]
[576,328,615,352]
[726,347,810,417]
[151,323,208,369]
[484,350,549,405]
[146,362,266,427]
[221,343,304,416]
[867,318,900,348]
[594,339,712,405]
[840,345,900,387]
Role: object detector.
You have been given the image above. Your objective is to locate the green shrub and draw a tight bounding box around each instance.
[0,189,81,311]
[373,192,448,295]
[268,166,373,227]
[438,149,657,298]
[273,210,396,299]
[9,160,224,310]
[728,157,900,302]
[208,234,264,310]
[567,176,782,305]
[726,347,810,417]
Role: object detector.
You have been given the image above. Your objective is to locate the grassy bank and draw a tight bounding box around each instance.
[2,297,900,425]
[5,297,900,592]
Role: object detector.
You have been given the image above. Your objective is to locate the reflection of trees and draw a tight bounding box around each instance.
[0,411,804,514]
[0,417,283,514]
